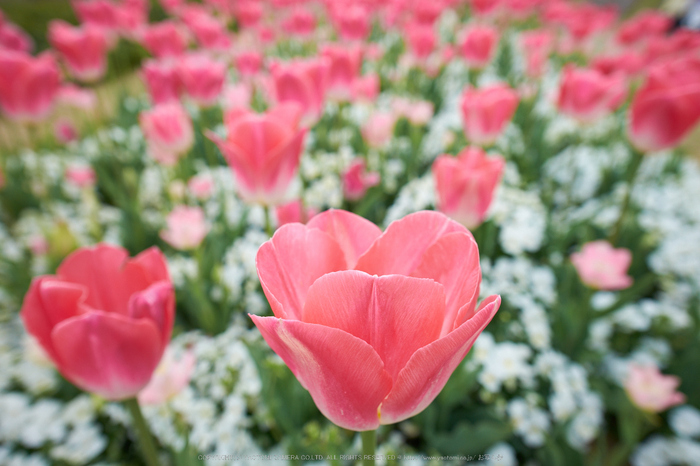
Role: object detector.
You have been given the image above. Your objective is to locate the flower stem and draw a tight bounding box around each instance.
[124,398,160,466]
[361,430,376,466]
[609,148,645,245]
[264,205,274,237]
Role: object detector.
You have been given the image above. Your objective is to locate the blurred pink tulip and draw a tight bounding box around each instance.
[222,83,252,110]
[275,199,318,226]
[433,146,505,229]
[334,4,371,41]
[72,0,121,36]
[57,84,98,110]
[460,84,519,146]
[592,52,644,79]
[188,174,215,200]
[234,1,263,28]
[138,348,195,405]
[270,58,329,124]
[141,59,182,105]
[282,8,316,37]
[140,102,194,166]
[322,44,363,101]
[55,119,79,144]
[140,21,188,59]
[617,11,672,47]
[460,25,499,69]
[557,65,627,123]
[184,11,231,52]
[624,364,685,413]
[49,21,108,82]
[343,159,380,201]
[351,73,380,103]
[392,97,434,126]
[0,21,34,53]
[208,104,307,205]
[161,206,209,250]
[252,209,501,430]
[519,30,552,79]
[235,51,263,79]
[405,22,436,60]
[362,112,396,149]
[65,165,97,188]
[20,244,174,400]
[177,54,226,107]
[571,241,633,290]
[0,51,61,122]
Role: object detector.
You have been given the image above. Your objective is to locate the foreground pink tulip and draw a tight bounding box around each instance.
[570,241,633,290]
[20,244,174,400]
[628,58,700,152]
[460,84,519,146]
[433,147,505,229]
[49,21,108,82]
[138,348,195,405]
[624,364,685,413]
[270,58,329,124]
[343,159,380,201]
[557,65,627,123]
[160,205,209,250]
[177,54,226,107]
[0,51,61,122]
[460,25,499,69]
[252,209,501,431]
[208,104,307,205]
[139,102,194,166]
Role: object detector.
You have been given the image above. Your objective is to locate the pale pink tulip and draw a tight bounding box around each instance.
[362,112,396,149]
[433,147,505,229]
[0,51,61,122]
[161,206,209,250]
[405,22,436,60]
[55,119,79,144]
[343,159,380,201]
[460,25,499,69]
[322,44,363,101]
[177,54,226,107]
[252,209,501,430]
[188,174,215,200]
[624,364,686,413]
[139,102,194,166]
[138,348,195,405]
[334,4,371,41]
[519,30,552,78]
[57,84,97,110]
[570,241,633,290]
[208,104,307,205]
[222,83,252,110]
[270,58,329,124]
[392,97,434,126]
[235,51,263,79]
[282,8,316,37]
[557,65,627,123]
[65,165,96,188]
[275,199,318,226]
[460,84,519,146]
[184,11,231,52]
[351,73,380,103]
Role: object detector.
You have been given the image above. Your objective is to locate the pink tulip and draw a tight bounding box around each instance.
[208,104,307,205]
[140,21,188,59]
[139,102,194,166]
[592,52,644,79]
[138,348,195,405]
[624,364,685,413]
[334,4,371,41]
[557,66,627,123]
[405,22,436,60]
[160,206,209,250]
[322,44,363,101]
[570,241,633,290]
[470,0,501,17]
[252,209,501,430]
[282,8,317,37]
[617,11,672,47]
[177,54,226,107]
[235,51,263,79]
[628,57,700,152]
[57,84,97,110]
[433,147,505,229]
[234,1,263,28]
[519,30,552,78]
[275,199,318,226]
[361,111,396,149]
[141,59,182,105]
[65,165,96,188]
[460,84,519,146]
[49,21,108,82]
[20,244,174,400]
[28,235,50,257]
[343,159,380,201]
[0,21,34,53]
[460,25,499,69]
[72,0,121,34]
[351,73,380,103]
[116,0,149,36]
[222,83,252,110]
[184,11,231,52]
[270,58,329,124]
[0,51,61,122]
[392,97,434,126]
[55,119,79,144]
[188,174,215,200]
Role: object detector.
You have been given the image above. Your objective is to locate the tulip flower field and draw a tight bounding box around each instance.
[2,0,700,465]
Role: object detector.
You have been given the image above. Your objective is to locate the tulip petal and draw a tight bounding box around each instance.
[129,247,170,283]
[257,224,347,320]
[355,211,466,276]
[51,311,164,400]
[303,271,445,379]
[379,295,501,424]
[251,315,392,431]
[307,210,382,268]
[411,232,481,336]
[128,281,175,348]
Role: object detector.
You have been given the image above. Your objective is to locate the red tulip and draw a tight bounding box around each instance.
[557,65,627,123]
[140,102,194,166]
[433,146,505,229]
[270,58,329,124]
[628,57,700,152]
[177,54,226,107]
[141,59,182,105]
[460,84,519,146]
[252,209,501,430]
[49,21,109,82]
[321,44,363,101]
[0,50,61,122]
[140,21,188,59]
[208,104,307,205]
[460,25,499,69]
[20,244,174,400]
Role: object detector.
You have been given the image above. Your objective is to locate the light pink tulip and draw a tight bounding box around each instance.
[184,11,231,52]
[188,174,215,200]
[322,44,363,101]
[570,240,633,290]
[0,51,61,122]
[519,30,552,79]
[28,235,50,257]
[72,0,121,35]
[624,364,686,413]
[361,112,396,149]
[49,21,108,82]
[141,59,182,105]
[351,73,380,103]
[0,21,34,53]
[275,199,318,226]
[282,8,316,37]
[140,21,188,59]
[343,159,380,201]
[160,206,209,250]
[252,209,501,430]
[557,66,627,123]
[65,165,96,188]
[208,104,307,205]
[234,1,263,28]
[334,4,371,41]
[20,244,174,400]
[177,54,226,107]
[460,84,519,146]
[460,25,499,69]
[57,84,97,110]
[55,119,79,144]
[433,147,505,229]
[139,102,194,166]
[235,51,263,79]
[270,58,329,124]
[392,97,434,126]
[138,348,195,405]
[222,83,252,110]
[405,22,436,60]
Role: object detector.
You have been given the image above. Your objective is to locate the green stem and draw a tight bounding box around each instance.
[124,398,160,466]
[264,205,274,237]
[609,149,645,245]
[361,430,376,466]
